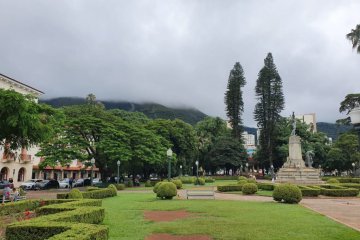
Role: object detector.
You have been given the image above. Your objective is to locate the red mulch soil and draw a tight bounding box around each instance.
[145,233,212,240]
[144,210,192,222]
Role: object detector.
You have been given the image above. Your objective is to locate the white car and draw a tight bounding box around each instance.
[59,178,72,188]
[92,178,102,184]
[20,179,42,190]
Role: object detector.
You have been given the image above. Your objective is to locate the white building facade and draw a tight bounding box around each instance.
[0,73,43,187]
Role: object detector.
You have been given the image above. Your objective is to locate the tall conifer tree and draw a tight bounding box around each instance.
[254,53,285,167]
[225,62,246,141]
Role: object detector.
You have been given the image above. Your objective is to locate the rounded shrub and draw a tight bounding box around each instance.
[108,184,118,196]
[68,189,83,199]
[247,178,257,184]
[242,183,258,195]
[145,180,152,187]
[273,184,302,204]
[153,181,163,193]
[194,178,205,185]
[238,180,248,186]
[126,180,133,187]
[171,179,183,189]
[238,176,248,181]
[327,178,340,184]
[156,182,177,200]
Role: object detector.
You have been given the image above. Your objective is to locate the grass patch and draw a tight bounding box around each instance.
[103,193,360,240]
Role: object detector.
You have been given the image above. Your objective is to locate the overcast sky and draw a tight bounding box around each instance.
[0,0,359,127]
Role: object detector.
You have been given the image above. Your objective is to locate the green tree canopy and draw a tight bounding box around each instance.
[254,53,285,167]
[346,24,360,54]
[225,62,246,140]
[0,89,57,153]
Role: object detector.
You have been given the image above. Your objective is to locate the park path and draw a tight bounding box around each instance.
[301,197,360,232]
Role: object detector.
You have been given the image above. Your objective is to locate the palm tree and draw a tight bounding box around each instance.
[346,24,360,54]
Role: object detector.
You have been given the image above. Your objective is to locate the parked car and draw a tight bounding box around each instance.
[34,179,59,190]
[59,178,72,189]
[0,180,14,189]
[73,178,91,187]
[92,178,102,184]
[20,179,42,190]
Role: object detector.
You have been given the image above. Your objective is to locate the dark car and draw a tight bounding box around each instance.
[34,179,59,190]
[73,178,91,187]
[0,180,14,189]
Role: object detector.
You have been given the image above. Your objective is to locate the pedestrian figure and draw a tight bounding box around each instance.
[69,178,73,189]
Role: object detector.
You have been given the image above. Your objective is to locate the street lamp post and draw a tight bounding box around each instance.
[117,160,121,184]
[352,162,356,177]
[195,160,199,184]
[349,107,360,177]
[180,165,182,176]
[167,148,173,181]
[270,164,275,183]
[240,164,243,176]
[245,163,249,173]
[90,158,95,186]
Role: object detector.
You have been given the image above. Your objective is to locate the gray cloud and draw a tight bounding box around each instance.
[0,0,359,127]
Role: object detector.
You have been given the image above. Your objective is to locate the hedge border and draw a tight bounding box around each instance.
[6,199,108,240]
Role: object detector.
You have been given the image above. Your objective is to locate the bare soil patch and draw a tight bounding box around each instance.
[145,233,212,240]
[144,210,192,222]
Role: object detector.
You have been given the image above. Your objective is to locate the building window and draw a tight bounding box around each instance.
[0,167,9,181]
[17,168,26,182]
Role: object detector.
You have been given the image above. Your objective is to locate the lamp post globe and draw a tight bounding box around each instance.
[195,161,199,183]
[117,160,121,184]
[90,158,95,186]
[167,148,173,181]
[352,162,356,177]
[179,165,182,176]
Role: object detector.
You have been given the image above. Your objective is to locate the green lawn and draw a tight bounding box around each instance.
[102,193,360,240]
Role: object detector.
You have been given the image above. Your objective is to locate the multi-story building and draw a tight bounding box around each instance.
[295,113,317,133]
[0,73,100,186]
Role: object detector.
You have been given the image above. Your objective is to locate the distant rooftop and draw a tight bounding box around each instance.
[0,73,44,94]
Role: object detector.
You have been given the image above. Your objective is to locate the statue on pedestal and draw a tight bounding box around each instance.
[291,112,296,136]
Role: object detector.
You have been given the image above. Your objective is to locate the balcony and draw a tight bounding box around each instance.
[20,154,32,163]
[2,155,15,163]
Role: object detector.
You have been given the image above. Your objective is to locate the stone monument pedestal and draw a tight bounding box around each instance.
[276,135,323,184]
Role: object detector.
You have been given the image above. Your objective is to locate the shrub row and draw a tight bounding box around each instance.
[0,199,73,216]
[297,186,320,197]
[194,178,206,185]
[257,182,275,191]
[212,176,239,180]
[321,177,360,183]
[217,185,243,192]
[6,199,108,240]
[338,183,360,190]
[320,187,359,197]
[179,176,195,184]
[57,185,117,200]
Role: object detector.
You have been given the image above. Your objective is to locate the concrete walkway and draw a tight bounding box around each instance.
[301,197,360,232]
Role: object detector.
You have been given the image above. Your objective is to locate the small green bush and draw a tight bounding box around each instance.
[171,179,183,189]
[156,182,177,200]
[242,183,258,195]
[145,180,152,187]
[126,180,133,187]
[107,184,117,196]
[247,178,257,184]
[68,189,83,199]
[238,180,248,186]
[153,182,163,193]
[179,176,195,184]
[327,178,340,184]
[257,182,275,191]
[217,185,243,192]
[194,178,205,185]
[204,177,215,183]
[238,176,248,181]
[273,184,302,204]
[114,184,125,190]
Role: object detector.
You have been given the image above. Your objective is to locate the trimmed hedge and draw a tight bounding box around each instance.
[179,176,195,184]
[321,177,360,183]
[338,183,360,190]
[298,186,320,197]
[257,182,275,191]
[212,176,239,180]
[171,179,183,189]
[273,184,302,204]
[217,185,243,192]
[6,199,108,240]
[156,182,177,200]
[319,186,359,197]
[327,178,340,184]
[242,183,258,195]
[145,180,152,187]
[194,178,205,185]
[57,185,117,199]
[114,184,125,190]
[68,189,83,199]
[204,177,215,183]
